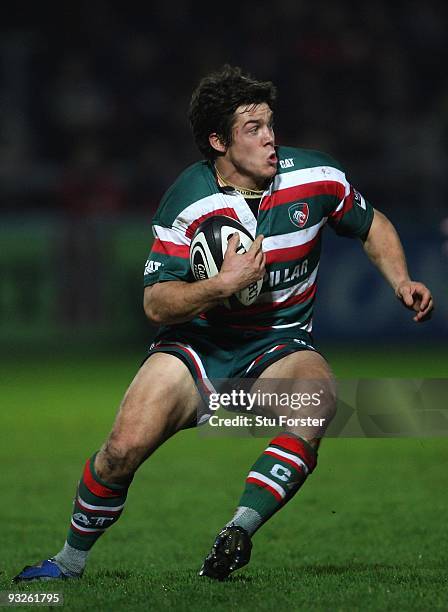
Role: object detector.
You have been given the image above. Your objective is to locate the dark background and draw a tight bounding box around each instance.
[1,1,446,353]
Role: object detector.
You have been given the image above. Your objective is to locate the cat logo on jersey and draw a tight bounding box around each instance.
[288,202,309,228]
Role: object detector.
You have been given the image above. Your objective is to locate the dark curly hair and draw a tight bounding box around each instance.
[188,65,277,161]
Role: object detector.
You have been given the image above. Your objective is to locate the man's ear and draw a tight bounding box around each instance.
[209,133,227,155]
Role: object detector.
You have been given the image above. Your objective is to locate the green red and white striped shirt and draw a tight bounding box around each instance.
[144,146,374,332]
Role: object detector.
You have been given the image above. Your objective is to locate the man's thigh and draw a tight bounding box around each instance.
[252,350,337,442]
[258,349,335,381]
[104,352,201,461]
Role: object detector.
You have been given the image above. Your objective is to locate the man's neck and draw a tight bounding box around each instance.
[214,161,265,195]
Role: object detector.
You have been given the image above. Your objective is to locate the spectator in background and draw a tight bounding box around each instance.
[59,140,125,217]
[46,53,115,161]
[56,140,126,327]
[1,1,447,223]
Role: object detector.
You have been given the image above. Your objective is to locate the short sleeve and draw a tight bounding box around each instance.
[327,180,374,240]
[143,224,192,286]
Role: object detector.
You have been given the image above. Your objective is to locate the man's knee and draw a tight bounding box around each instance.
[257,351,337,439]
[94,434,148,484]
[289,352,337,429]
[303,371,337,436]
[320,375,337,421]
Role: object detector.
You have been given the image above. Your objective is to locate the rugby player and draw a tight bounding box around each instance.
[14,65,433,582]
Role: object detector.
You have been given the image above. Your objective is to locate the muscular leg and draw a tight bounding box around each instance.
[95,352,200,483]
[53,353,200,575]
[200,350,337,579]
[256,350,337,449]
[228,350,336,531]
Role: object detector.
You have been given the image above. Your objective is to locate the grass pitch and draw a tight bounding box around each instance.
[1,346,447,611]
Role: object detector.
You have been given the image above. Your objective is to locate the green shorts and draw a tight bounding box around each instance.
[145,322,320,415]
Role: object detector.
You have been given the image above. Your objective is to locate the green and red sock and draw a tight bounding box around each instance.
[67,454,129,552]
[228,433,317,535]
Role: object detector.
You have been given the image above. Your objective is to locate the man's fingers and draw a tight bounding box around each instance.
[418,288,432,311]
[406,288,416,307]
[424,296,434,313]
[398,286,415,307]
[414,309,433,323]
[423,297,434,316]
[254,250,266,272]
[225,232,241,254]
[254,250,263,265]
[230,232,241,246]
[397,281,434,323]
[249,234,264,254]
[227,233,263,256]
[416,297,434,319]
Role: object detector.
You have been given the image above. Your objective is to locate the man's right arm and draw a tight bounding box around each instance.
[144,233,265,326]
[144,277,226,325]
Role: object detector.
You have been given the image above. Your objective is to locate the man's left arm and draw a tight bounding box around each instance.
[362,209,434,323]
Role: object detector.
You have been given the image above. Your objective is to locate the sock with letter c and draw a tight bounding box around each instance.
[227,433,317,536]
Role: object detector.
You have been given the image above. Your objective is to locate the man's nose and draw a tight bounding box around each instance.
[262,126,274,145]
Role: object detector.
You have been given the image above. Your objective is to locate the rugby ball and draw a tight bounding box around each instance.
[189,215,263,307]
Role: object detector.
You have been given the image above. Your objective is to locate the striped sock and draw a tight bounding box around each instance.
[228,433,317,536]
[66,453,130,552]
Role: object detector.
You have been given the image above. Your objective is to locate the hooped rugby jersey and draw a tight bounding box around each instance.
[143,146,374,332]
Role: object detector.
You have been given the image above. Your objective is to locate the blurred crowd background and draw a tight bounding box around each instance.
[1,1,446,352]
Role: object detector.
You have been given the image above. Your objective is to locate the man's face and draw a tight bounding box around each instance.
[223,103,278,188]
